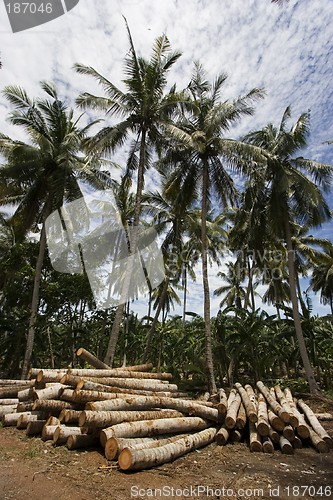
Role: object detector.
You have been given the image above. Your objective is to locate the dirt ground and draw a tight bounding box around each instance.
[0,409,332,500]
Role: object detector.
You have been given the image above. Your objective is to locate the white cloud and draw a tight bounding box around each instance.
[0,0,332,317]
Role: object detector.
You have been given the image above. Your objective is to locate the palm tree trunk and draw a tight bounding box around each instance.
[284,218,320,394]
[201,160,217,394]
[104,130,147,366]
[182,266,187,327]
[21,223,47,379]
[143,277,169,362]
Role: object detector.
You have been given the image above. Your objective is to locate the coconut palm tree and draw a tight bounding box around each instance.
[214,260,247,309]
[243,106,333,393]
[74,23,183,366]
[0,82,109,378]
[161,63,265,392]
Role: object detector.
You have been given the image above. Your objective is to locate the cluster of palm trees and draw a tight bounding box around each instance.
[0,26,332,392]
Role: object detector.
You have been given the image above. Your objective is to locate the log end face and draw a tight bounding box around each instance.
[104,437,118,460]
[118,448,133,470]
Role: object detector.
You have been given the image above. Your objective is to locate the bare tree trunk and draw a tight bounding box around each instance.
[284,218,320,394]
[104,130,147,366]
[21,223,47,379]
[201,160,216,393]
[143,277,169,362]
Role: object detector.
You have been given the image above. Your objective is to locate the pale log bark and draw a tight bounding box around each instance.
[0,398,18,405]
[274,385,298,427]
[87,396,219,422]
[45,416,60,426]
[42,425,59,441]
[32,399,80,413]
[268,425,279,444]
[80,409,183,428]
[18,387,34,402]
[283,424,295,442]
[0,387,28,398]
[236,403,247,430]
[53,425,82,445]
[217,388,228,420]
[225,390,241,429]
[3,412,30,426]
[249,421,262,452]
[0,379,34,386]
[59,409,82,424]
[76,347,111,369]
[262,436,274,453]
[256,381,289,423]
[104,434,188,460]
[17,402,34,412]
[68,364,154,378]
[0,405,17,417]
[297,399,333,448]
[100,417,210,446]
[118,427,217,471]
[36,369,67,383]
[257,394,270,437]
[279,435,294,454]
[17,412,45,429]
[33,384,68,401]
[235,383,257,423]
[215,424,230,446]
[307,427,329,453]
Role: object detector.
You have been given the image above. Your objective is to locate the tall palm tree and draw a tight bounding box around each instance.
[162,64,265,392]
[0,82,109,378]
[243,106,332,393]
[214,260,247,309]
[74,23,183,366]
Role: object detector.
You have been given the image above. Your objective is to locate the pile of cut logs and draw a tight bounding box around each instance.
[0,348,332,471]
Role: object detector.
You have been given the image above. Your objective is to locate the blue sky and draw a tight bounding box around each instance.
[0,0,332,317]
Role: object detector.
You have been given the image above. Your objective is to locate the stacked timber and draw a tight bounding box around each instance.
[0,350,332,471]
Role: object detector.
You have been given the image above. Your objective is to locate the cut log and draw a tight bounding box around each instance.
[32,399,81,414]
[279,435,294,454]
[217,388,228,420]
[268,425,280,444]
[281,393,310,439]
[0,379,34,386]
[225,389,241,430]
[67,433,99,450]
[68,364,154,378]
[33,384,68,401]
[26,420,46,435]
[17,412,45,429]
[99,417,210,446]
[274,385,298,427]
[249,421,262,452]
[0,398,19,405]
[118,427,217,471]
[0,405,17,417]
[293,436,303,449]
[16,402,34,412]
[80,409,183,428]
[256,381,289,423]
[257,394,270,437]
[87,396,218,422]
[262,436,274,454]
[215,424,230,446]
[3,412,31,426]
[234,383,257,423]
[18,387,34,402]
[105,434,188,460]
[75,379,177,398]
[267,408,284,432]
[0,387,28,398]
[76,377,176,392]
[307,427,329,453]
[283,424,295,442]
[297,399,333,448]
[42,425,59,441]
[59,409,82,424]
[45,416,61,426]
[36,370,67,383]
[229,429,243,443]
[53,425,82,445]
[236,403,247,430]
[76,347,111,369]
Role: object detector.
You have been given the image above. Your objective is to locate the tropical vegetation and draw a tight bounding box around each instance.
[0,27,332,394]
